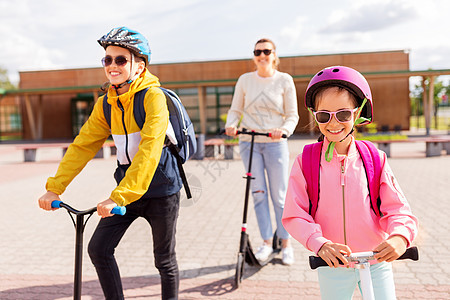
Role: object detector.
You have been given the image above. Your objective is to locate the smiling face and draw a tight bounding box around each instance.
[104,46,134,86]
[253,41,276,71]
[315,87,359,149]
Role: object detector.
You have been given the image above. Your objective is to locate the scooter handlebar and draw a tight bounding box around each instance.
[51,200,126,216]
[309,246,419,270]
[219,128,287,139]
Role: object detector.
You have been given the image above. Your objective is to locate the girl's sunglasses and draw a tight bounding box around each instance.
[253,49,273,56]
[313,108,359,124]
[101,55,129,67]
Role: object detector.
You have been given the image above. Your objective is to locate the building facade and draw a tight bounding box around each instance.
[6,50,412,140]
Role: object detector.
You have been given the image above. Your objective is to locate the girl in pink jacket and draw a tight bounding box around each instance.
[282,66,418,299]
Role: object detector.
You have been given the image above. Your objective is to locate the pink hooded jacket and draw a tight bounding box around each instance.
[282,138,418,255]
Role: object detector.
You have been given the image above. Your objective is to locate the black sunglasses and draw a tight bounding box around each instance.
[253,49,273,56]
[101,55,129,67]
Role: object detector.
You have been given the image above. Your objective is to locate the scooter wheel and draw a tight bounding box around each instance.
[235,252,245,287]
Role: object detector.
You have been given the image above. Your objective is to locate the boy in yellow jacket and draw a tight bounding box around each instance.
[38,27,182,300]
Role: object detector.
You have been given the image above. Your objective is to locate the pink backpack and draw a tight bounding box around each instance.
[301,140,382,218]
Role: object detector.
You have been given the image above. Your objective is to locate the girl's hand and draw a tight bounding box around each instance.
[97,199,118,218]
[38,191,61,211]
[225,126,237,137]
[318,242,352,268]
[373,235,407,262]
[270,128,284,141]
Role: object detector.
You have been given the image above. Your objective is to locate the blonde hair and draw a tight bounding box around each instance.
[255,38,280,69]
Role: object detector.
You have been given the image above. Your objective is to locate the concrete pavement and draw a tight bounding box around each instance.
[0,136,449,299]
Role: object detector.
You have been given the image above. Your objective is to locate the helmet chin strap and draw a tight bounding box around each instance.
[310,98,370,162]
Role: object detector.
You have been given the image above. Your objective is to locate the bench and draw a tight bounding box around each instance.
[203,138,238,160]
[16,141,116,162]
[373,136,450,157]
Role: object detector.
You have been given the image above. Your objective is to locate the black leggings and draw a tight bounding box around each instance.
[88,192,180,300]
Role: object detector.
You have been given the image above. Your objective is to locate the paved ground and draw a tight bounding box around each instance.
[0,133,449,299]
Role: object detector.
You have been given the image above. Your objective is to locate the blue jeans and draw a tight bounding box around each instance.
[317,262,396,299]
[88,193,180,300]
[239,140,290,240]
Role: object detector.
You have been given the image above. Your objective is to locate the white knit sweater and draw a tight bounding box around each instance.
[226,70,299,143]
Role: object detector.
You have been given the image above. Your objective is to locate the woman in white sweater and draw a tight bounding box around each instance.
[225,38,299,265]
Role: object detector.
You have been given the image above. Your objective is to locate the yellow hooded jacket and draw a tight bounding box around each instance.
[46,69,174,206]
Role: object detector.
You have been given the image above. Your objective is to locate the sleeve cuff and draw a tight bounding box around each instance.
[388,228,413,247]
[45,180,65,195]
[307,235,331,255]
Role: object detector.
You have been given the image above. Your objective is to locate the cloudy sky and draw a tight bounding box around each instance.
[1,0,449,84]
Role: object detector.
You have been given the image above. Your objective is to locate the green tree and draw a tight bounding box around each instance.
[0,67,17,91]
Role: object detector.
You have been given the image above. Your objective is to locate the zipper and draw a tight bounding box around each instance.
[117,99,132,164]
[341,160,347,245]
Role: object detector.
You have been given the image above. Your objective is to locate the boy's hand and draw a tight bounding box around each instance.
[318,242,352,268]
[97,199,118,218]
[38,191,61,211]
[373,235,408,262]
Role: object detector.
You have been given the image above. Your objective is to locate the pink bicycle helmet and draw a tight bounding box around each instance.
[305,66,373,124]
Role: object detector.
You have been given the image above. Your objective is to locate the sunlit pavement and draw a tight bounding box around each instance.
[0,135,449,299]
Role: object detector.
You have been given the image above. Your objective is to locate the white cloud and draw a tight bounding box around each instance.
[1,0,450,85]
[319,0,418,33]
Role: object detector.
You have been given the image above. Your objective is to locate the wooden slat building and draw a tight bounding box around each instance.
[1,49,447,140]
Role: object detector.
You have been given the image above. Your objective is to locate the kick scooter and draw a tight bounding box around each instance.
[309,246,419,300]
[50,200,126,300]
[227,128,287,288]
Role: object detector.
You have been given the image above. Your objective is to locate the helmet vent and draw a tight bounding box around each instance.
[317,71,323,76]
[332,68,340,72]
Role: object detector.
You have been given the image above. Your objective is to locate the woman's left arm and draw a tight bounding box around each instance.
[281,75,299,136]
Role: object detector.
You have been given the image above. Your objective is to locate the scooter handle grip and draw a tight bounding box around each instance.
[268,133,288,138]
[111,206,126,216]
[309,256,344,270]
[51,200,62,208]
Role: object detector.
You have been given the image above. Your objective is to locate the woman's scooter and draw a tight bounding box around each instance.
[225,128,286,287]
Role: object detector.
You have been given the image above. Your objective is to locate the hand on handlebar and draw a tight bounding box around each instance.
[270,128,285,141]
[223,127,287,139]
[97,199,120,218]
[225,126,237,137]
[318,242,352,268]
[373,235,408,262]
[38,191,61,211]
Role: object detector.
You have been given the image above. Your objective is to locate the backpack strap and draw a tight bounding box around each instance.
[102,93,112,127]
[302,142,323,219]
[132,87,193,199]
[355,140,382,217]
[133,88,149,128]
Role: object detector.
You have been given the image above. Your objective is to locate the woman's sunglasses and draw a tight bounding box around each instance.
[253,49,273,56]
[101,55,129,67]
[313,108,359,124]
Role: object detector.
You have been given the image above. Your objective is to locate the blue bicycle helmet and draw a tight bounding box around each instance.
[98,26,151,65]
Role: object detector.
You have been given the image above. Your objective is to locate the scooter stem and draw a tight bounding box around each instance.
[242,132,256,226]
[358,262,375,300]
